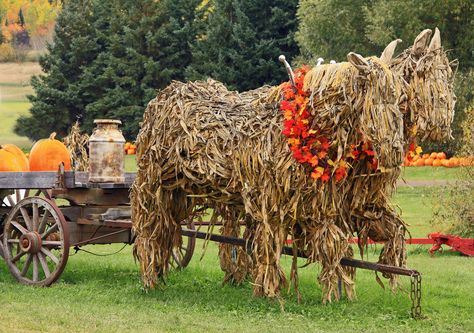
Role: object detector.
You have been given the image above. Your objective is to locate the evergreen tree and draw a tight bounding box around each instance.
[82,0,204,138]
[16,0,204,140]
[15,0,101,139]
[186,0,299,92]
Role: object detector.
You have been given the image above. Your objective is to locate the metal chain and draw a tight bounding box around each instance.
[410,274,424,319]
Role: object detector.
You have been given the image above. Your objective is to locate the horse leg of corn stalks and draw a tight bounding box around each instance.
[132,182,192,288]
[304,220,354,303]
[354,204,408,290]
[218,207,253,284]
[251,219,288,298]
[376,212,407,290]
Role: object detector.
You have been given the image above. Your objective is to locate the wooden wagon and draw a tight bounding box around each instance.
[0,166,424,318]
[0,167,195,286]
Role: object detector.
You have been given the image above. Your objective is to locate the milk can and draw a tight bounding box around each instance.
[88,119,125,183]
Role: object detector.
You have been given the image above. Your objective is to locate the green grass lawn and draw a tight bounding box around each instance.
[0,241,472,333]
[0,100,33,148]
[400,166,463,181]
[0,62,38,149]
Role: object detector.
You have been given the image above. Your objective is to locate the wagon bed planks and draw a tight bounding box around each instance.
[0,171,136,189]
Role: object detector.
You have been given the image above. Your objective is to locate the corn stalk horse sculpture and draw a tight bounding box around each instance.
[131,28,455,303]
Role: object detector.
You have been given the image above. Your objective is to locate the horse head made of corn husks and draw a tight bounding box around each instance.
[389,28,457,143]
[345,51,404,168]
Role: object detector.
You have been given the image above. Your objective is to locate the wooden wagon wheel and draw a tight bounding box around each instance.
[171,219,196,269]
[0,189,50,259]
[2,196,70,286]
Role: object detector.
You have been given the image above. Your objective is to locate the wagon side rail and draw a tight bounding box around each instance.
[0,171,136,190]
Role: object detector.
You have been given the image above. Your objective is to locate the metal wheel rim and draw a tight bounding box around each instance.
[2,196,69,286]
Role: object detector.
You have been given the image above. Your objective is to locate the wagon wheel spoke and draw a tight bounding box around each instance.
[20,207,33,230]
[42,240,62,246]
[6,195,15,207]
[21,254,33,276]
[32,203,39,231]
[15,190,21,204]
[11,221,28,235]
[38,253,51,278]
[32,255,39,282]
[11,250,27,263]
[41,223,59,239]
[41,247,59,265]
[2,197,69,286]
[41,190,52,200]
[38,210,50,234]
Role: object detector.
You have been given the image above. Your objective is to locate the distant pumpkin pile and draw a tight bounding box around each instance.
[403,151,474,168]
[0,132,71,172]
[124,142,136,155]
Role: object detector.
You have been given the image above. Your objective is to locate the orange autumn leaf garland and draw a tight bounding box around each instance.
[280,66,378,183]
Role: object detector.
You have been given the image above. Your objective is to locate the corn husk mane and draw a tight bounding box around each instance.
[131,55,409,303]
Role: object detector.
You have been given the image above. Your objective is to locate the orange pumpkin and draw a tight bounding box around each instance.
[29,133,72,171]
[424,158,433,166]
[422,154,430,159]
[0,144,29,171]
[441,159,450,167]
[415,159,425,167]
[436,152,446,160]
[429,152,437,159]
[432,159,442,167]
[412,155,420,162]
[0,149,23,171]
[448,158,460,168]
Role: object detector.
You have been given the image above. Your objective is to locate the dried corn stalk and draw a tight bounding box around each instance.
[63,121,89,171]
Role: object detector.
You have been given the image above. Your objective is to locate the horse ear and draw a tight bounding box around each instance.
[428,27,441,52]
[347,52,370,71]
[380,39,402,64]
[412,29,432,56]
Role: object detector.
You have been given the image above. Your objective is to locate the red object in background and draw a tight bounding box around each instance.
[287,233,474,256]
[428,232,474,257]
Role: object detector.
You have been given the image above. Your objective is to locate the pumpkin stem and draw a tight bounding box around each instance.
[49,132,57,140]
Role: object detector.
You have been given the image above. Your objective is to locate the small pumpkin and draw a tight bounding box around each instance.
[422,154,430,159]
[424,158,433,166]
[441,159,450,167]
[449,158,460,168]
[429,152,438,159]
[432,159,442,167]
[29,132,72,171]
[436,152,446,160]
[415,159,425,167]
[0,144,29,171]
